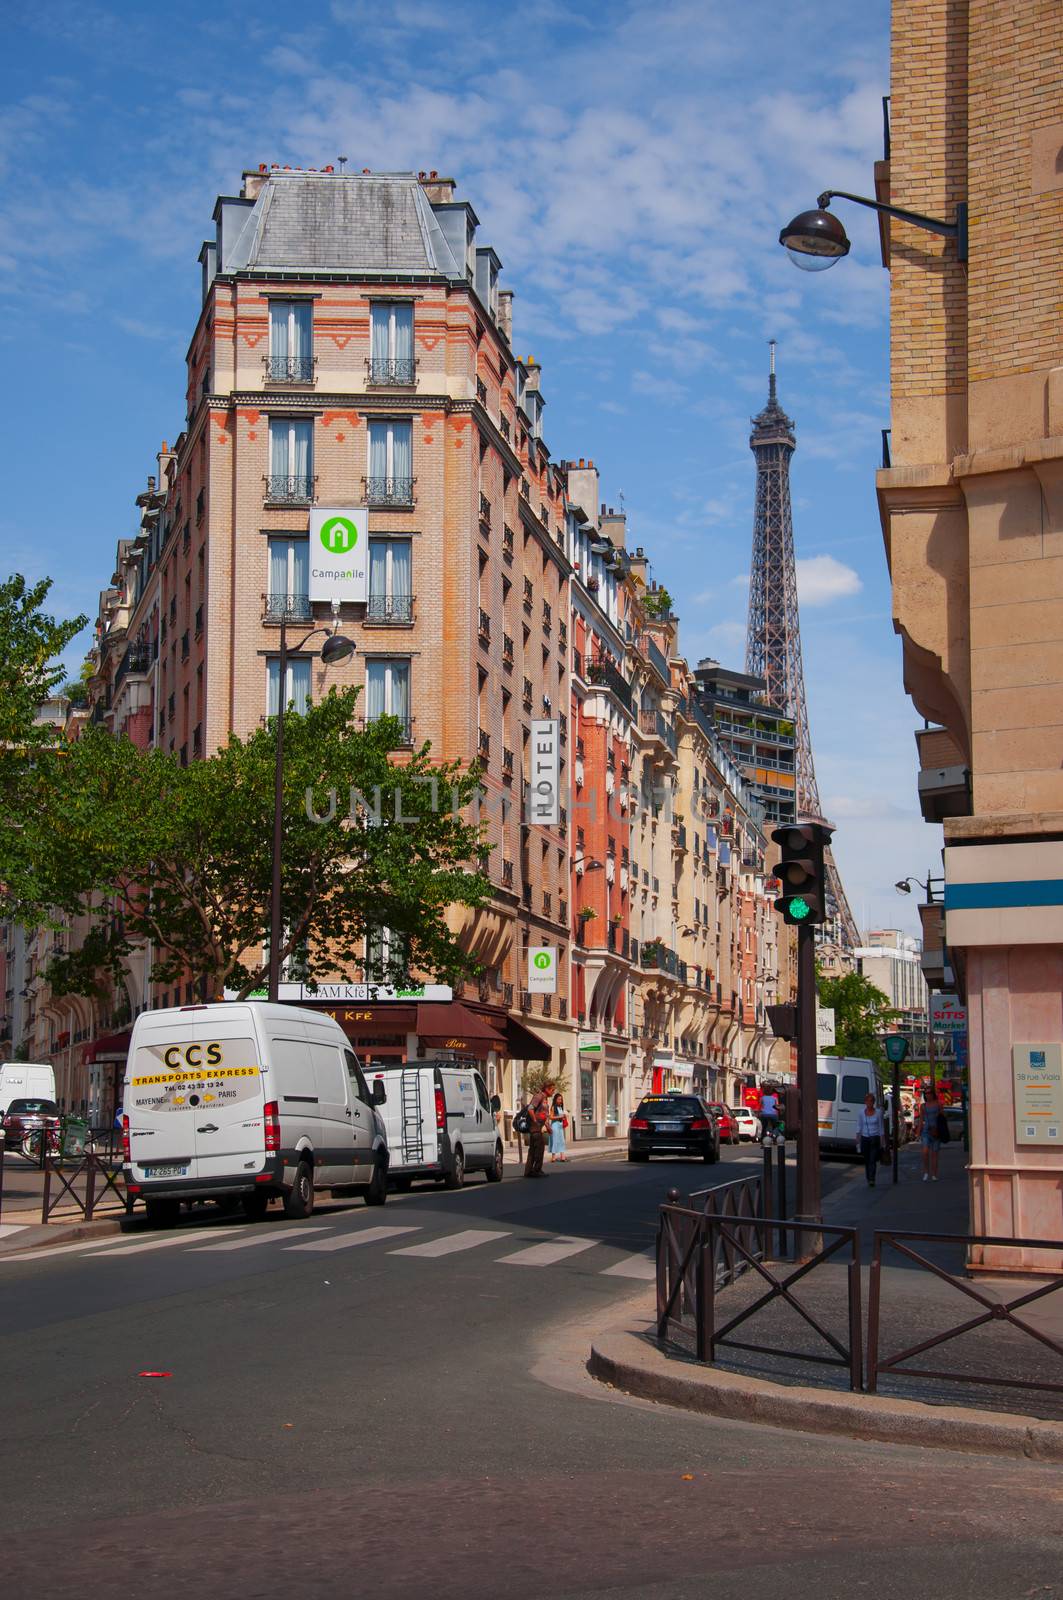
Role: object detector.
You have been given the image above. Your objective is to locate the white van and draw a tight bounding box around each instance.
[367,1061,503,1189]
[123,1002,389,1226]
[816,1055,883,1154]
[0,1062,56,1117]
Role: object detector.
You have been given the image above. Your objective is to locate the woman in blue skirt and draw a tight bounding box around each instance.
[548,1092,569,1162]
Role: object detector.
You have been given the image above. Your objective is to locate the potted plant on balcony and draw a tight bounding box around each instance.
[610,912,623,925]
[642,939,662,964]
[578,906,598,922]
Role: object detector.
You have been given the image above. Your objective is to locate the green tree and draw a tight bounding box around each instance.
[816,969,898,1067]
[641,587,674,620]
[17,688,489,1000]
[0,575,87,902]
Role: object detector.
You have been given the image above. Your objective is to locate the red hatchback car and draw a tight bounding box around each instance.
[1,1097,61,1157]
[707,1103,740,1145]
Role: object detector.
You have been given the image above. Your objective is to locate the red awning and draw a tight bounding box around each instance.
[83,1029,132,1064]
[461,1003,553,1063]
[415,1002,506,1059]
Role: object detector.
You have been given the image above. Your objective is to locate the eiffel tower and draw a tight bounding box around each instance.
[745,342,858,950]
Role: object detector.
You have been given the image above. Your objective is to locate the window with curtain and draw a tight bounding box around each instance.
[268,301,314,382]
[365,658,411,741]
[268,419,313,502]
[365,924,409,982]
[267,537,310,620]
[367,420,413,505]
[266,656,312,717]
[369,303,414,384]
[368,538,412,623]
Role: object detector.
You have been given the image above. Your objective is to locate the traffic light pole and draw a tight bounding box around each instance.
[795,919,821,1224]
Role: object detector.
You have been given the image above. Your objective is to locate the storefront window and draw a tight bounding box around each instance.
[606,1076,619,1125]
[580,1067,595,1125]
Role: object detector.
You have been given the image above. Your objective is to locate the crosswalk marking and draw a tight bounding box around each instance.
[600,1254,656,1280]
[187,1225,330,1253]
[0,1224,29,1242]
[81,1232,227,1258]
[390,1228,510,1258]
[498,1236,598,1267]
[286,1225,420,1253]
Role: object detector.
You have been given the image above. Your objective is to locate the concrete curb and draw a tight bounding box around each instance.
[589,1315,1063,1462]
[0,1217,126,1257]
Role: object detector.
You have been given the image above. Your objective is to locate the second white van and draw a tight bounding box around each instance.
[367,1061,503,1189]
[123,1002,390,1225]
[816,1055,883,1154]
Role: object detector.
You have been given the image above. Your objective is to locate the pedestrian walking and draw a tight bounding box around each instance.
[523,1086,550,1178]
[548,1091,568,1162]
[759,1086,779,1139]
[917,1088,946,1182]
[856,1093,885,1187]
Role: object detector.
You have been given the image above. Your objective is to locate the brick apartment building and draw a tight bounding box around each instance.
[8,166,789,1130]
[877,0,1063,1263]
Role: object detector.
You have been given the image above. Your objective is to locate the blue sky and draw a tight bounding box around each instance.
[1,0,937,933]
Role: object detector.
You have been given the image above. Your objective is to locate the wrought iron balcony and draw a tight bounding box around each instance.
[367,713,414,745]
[478,607,491,641]
[114,641,152,690]
[365,476,414,508]
[500,416,511,441]
[523,577,533,609]
[501,859,514,887]
[641,941,680,977]
[587,656,633,711]
[502,746,515,775]
[266,355,316,383]
[476,376,488,405]
[479,492,492,527]
[264,593,313,623]
[502,523,514,559]
[639,707,677,754]
[366,592,414,624]
[265,474,314,505]
[542,601,552,634]
[367,357,416,386]
[478,727,491,758]
[502,633,514,665]
[522,677,533,709]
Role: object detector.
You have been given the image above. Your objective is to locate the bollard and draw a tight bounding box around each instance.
[775,1138,788,1257]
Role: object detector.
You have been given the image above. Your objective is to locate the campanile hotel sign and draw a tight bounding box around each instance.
[309,507,369,603]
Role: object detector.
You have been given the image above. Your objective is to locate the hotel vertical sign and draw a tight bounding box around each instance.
[529,719,560,826]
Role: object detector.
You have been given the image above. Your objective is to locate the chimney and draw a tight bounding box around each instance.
[566,460,600,526]
[241,169,268,201]
[497,288,514,344]
[600,506,627,550]
[420,174,457,204]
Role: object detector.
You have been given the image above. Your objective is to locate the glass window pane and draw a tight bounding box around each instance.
[290,658,311,715]
[370,305,389,363]
[816,1072,838,1100]
[841,1074,869,1105]
[393,303,413,360]
[269,538,291,596]
[365,661,386,721]
[391,421,412,480]
[390,539,411,596]
[269,419,289,476]
[368,421,387,479]
[291,302,312,357]
[270,302,289,362]
[369,539,388,597]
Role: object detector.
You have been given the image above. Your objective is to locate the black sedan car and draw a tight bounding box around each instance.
[628,1095,720,1163]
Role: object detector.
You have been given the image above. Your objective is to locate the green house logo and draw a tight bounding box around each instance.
[320,515,358,554]
[533,951,552,971]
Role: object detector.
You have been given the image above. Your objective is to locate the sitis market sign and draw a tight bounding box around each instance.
[309,507,368,603]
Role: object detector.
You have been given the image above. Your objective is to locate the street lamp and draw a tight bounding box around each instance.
[268,611,356,1002]
[893,870,946,1089]
[895,873,944,903]
[779,190,968,269]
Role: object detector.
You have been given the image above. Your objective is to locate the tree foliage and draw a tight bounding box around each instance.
[0,575,87,903]
[16,688,489,1000]
[816,968,898,1067]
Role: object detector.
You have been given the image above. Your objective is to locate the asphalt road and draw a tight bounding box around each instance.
[3,1146,1061,1599]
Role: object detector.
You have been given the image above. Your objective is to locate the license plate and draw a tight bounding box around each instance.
[654,1121,684,1132]
[144,1164,188,1179]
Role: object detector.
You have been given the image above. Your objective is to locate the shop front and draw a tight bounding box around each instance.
[83,1029,132,1125]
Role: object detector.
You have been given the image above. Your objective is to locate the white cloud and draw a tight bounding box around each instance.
[796,554,862,605]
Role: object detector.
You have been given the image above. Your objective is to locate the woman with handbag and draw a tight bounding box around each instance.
[856,1094,886,1188]
[548,1091,569,1163]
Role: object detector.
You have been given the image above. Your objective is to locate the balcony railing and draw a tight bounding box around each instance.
[523,577,533,609]
[639,707,677,754]
[500,416,511,441]
[478,727,491,758]
[264,593,312,623]
[587,656,633,711]
[502,523,514,559]
[478,608,491,641]
[266,474,314,505]
[367,357,416,386]
[502,746,515,776]
[267,355,316,383]
[365,476,414,508]
[502,633,514,665]
[366,592,414,624]
[522,676,533,709]
[502,859,514,888]
[367,713,414,745]
[479,492,491,527]
[114,641,152,690]
[641,942,680,977]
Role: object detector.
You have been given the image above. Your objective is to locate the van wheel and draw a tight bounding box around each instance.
[283,1161,314,1219]
[364,1155,388,1207]
[144,1198,180,1229]
[486,1143,504,1182]
[444,1147,465,1190]
[243,1190,270,1222]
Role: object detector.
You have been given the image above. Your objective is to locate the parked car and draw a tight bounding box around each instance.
[628,1095,720,1164]
[2,1097,61,1156]
[123,1002,390,1226]
[731,1106,762,1141]
[365,1061,503,1189]
[707,1102,740,1144]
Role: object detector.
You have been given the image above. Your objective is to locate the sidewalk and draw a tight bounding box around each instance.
[589,1142,1063,1454]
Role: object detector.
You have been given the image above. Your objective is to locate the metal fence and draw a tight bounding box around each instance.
[867,1229,1063,1399]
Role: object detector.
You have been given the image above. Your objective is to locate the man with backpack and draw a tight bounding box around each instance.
[516,1087,551,1178]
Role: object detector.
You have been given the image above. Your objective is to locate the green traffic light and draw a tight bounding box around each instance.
[788,895,812,921]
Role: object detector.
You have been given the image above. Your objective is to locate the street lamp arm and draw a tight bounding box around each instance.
[817,190,967,257]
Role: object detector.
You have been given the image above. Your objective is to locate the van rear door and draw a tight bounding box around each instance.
[128,1021,265,1183]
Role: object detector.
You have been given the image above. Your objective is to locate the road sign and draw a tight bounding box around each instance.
[884,1035,910,1065]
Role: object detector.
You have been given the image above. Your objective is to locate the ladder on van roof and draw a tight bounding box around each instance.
[400,1070,424,1164]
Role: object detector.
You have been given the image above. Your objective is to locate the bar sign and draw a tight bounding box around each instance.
[529,719,560,826]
